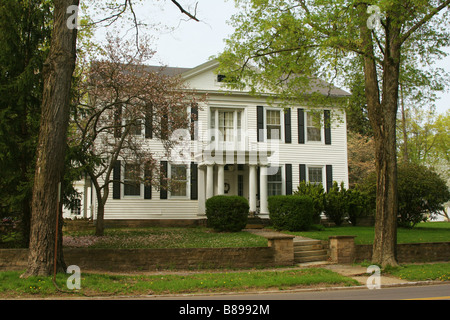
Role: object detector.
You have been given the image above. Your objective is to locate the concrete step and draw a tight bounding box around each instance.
[294,243,324,251]
[293,239,322,246]
[294,250,328,258]
[295,255,329,263]
[293,238,328,263]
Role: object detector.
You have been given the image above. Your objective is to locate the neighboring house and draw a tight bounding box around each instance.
[63,60,350,224]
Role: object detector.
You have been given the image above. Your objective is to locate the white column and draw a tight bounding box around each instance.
[206,164,214,199]
[259,165,268,216]
[197,166,206,215]
[217,164,225,195]
[249,164,257,213]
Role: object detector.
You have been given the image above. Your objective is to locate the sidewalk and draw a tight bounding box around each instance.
[246,228,413,287]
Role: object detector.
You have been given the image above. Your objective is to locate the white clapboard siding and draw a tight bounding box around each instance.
[64,60,349,220]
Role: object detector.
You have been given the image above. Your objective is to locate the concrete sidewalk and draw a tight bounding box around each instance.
[296,261,412,287]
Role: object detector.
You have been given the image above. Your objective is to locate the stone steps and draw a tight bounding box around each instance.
[294,239,328,263]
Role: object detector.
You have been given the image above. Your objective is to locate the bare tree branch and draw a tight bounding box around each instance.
[171,0,199,21]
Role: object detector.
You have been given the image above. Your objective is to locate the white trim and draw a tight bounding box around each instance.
[168,163,190,199]
[264,106,284,142]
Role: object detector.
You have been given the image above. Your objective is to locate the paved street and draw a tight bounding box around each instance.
[150,283,450,300]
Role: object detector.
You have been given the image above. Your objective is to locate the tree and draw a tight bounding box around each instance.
[72,36,202,236]
[216,0,450,266]
[22,0,201,277]
[0,0,52,247]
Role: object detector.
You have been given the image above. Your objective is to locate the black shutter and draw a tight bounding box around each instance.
[114,105,122,138]
[326,165,333,193]
[285,164,292,195]
[284,108,291,143]
[299,164,306,182]
[257,106,264,142]
[324,110,331,145]
[190,162,198,200]
[145,104,153,139]
[113,160,121,199]
[160,161,168,199]
[144,162,152,199]
[298,108,305,144]
[161,113,168,140]
[191,104,198,140]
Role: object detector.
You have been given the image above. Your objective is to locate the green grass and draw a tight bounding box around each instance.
[384,262,450,282]
[0,268,359,298]
[63,226,268,249]
[286,221,450,245]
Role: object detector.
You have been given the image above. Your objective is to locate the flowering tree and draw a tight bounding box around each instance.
[71,36,203,236]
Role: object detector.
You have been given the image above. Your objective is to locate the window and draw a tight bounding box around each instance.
[307,113,321,142]
[124,119,142,136]
[170,164,188,197]
[124,163,141,196]
[219,111,234,142]
[268,166,282,196]
[210,109,243,142]
[308,167,323,186]
[266,110,281,140]
[71,199,82,215]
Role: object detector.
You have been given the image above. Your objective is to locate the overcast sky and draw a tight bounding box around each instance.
[91,0,449,114]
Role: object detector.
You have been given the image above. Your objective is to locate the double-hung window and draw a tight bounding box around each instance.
[308,167,323,186]
[306,113,322,142]
[210,108,243,143]
[170,164,188,197]
[124,163,141,196]
[268,166,282,196]
[266,110,281,140]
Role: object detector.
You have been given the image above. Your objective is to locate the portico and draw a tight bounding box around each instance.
[196,149,273,219]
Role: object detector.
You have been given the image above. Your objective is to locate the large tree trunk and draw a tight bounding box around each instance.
[371,38,401,267]
[21,0,79,277]
[359,8,400,267]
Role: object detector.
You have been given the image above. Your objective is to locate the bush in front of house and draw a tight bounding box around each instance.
[268,195,314,231]
[324,181,348,226]
[205,195,249,232]
[294,181,326,224]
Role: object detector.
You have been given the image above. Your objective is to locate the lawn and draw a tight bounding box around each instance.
[63,226,268,249]
[0,268,359,298]
[285,221,450,245]
[384,262,450,282]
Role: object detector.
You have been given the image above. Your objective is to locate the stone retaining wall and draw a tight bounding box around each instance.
[329,236,450,264]
[0,234,295,272]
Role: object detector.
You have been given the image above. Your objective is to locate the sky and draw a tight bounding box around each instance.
[90,0,449,114]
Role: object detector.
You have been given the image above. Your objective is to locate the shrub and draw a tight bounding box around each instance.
[362,162,450,228]
[293,181,325,224]
[346,186,370,226]
[324,182,348,226]
[268,195,314,231]
[205,195,249,232]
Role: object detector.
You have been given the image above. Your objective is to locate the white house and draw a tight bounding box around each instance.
[63,60,350,225]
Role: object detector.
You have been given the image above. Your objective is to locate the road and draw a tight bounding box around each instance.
[150,283,450,300]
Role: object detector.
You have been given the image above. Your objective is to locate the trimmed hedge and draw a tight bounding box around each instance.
[268,195,314,231]
[205,195,249,232]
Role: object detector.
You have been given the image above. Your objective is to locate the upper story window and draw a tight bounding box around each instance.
[210,108,243,142]
[306,113,322,142]
[266,110,281,140]
[127,119,142,136]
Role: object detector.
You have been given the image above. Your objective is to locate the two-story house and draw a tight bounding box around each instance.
[64,60,350,225]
